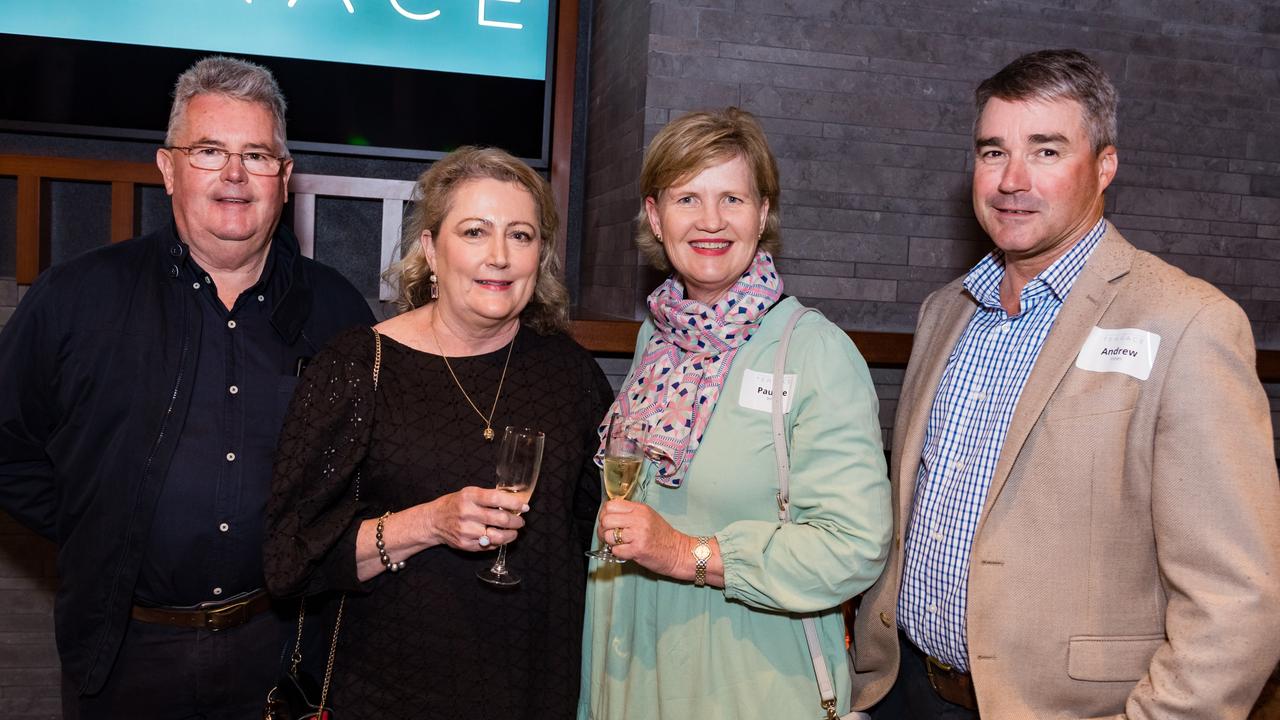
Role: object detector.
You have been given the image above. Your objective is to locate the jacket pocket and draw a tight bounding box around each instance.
[1046,383,1139,421]
[1067,634,1164,681]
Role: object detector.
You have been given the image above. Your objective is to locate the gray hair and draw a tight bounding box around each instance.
[975,49,1118,153]
[165,56,289,155]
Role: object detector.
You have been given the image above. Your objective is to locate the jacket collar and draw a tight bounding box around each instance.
[158,221,312,345]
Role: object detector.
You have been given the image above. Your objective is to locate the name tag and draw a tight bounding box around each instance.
[738,369,797,413]
[1075,326,1161,380]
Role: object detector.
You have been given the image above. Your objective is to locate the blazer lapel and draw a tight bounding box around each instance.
[897,283,978,512]
[975,225,1136,531]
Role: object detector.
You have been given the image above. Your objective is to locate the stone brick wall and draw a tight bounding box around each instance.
[577,0,1280,456]
[581,0,1280,344]
[577,0,657,319]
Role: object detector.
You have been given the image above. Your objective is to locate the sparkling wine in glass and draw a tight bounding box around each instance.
[587,412,646,563]
[477,426,544,586]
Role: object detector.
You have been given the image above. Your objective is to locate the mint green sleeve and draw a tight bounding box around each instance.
[717,322,892,613]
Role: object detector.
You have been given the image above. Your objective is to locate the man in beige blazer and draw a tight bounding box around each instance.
[850,49,1280,719]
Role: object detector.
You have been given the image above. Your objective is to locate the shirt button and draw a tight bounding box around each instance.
[229,385,239,395]
[257,294,265,302]
[952,460,965,472]
[225,452,236,462]
[973,391,987,401]
[927,603,938,614]
[219,522,230,532]
[930,530,944,541]
[227,320,237,329]
[212,587,223,596]
[192,282,201,290]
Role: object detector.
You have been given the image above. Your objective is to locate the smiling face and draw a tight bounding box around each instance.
[972,96,1117,274]
[645,154,769,305]
[156,93,292,268]
[423,178,542,333]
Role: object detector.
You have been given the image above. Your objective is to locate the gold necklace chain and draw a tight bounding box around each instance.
[428,320,515,442]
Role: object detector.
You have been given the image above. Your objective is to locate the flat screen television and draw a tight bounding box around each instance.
[0,0,558,166]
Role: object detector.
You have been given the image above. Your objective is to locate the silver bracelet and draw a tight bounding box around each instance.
[376,511,406,573]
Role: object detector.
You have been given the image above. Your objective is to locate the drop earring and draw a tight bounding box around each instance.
[429,272,439,300]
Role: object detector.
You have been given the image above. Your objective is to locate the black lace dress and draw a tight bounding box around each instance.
[265,325,612,719]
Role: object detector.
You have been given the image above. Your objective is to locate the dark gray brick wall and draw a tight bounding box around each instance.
[579,0,1280,347]
[577,0,1280,469]
[578,0,654,319]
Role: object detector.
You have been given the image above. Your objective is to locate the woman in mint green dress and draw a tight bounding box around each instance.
[578,108,892,720]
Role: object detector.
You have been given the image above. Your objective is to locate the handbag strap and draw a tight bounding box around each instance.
[770,307,866,720]
[288,327,383,711]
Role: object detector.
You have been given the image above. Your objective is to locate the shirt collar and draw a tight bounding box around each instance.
[963,217,1107,311]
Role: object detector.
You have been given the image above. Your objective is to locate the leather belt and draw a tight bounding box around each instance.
[902,632,979,711]
[131,590,272,631]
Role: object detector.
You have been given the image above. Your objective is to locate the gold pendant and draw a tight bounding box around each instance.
[483,427,495,442]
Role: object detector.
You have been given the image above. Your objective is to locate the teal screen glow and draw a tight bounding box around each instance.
[1,0,550,80]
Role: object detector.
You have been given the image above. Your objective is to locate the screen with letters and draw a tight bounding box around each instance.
[0,0,557,162]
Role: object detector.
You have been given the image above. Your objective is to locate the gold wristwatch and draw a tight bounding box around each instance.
[692,536,712,587]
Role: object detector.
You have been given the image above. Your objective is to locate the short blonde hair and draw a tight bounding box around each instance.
[636,107,781,271]
[386,147,569,334]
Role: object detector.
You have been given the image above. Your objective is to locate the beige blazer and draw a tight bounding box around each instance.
[850,225,1280,719]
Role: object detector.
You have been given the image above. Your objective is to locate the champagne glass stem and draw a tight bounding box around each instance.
[490,545,509,576]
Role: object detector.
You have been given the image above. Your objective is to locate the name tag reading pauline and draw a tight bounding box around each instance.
[1075,326,1162,380]
[738,369,797,413]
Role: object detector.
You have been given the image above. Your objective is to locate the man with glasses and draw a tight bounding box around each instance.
[0,56,373,718]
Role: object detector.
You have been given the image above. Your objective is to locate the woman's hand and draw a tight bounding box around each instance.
[419,486,528,552]
[597,499,692,576]
[355,487,528,581]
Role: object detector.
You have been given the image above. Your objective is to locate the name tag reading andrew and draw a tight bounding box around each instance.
[1075,326,1161,380]
[738,369,797,413]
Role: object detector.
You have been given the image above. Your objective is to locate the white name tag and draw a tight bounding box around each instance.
[1075,326,1161,380]
[738,369,797,413]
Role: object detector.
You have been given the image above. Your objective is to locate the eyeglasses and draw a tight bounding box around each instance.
[167,145,287,176]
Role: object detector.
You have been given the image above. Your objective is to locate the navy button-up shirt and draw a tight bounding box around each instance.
[135,242,299,607]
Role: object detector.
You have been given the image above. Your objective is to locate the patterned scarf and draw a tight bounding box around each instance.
[598,251,784,487]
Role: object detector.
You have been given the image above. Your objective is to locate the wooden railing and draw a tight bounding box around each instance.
[2,153,1278,381]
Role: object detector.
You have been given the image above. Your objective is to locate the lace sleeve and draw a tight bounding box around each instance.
[264,328,377,597]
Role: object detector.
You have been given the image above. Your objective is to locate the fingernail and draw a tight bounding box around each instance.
[521,503,531,513]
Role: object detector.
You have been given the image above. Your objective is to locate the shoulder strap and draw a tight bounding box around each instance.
[770,306,865,720]
[772,306,819,521]
[371,327,383,392]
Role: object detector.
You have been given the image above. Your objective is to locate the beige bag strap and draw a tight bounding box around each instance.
[771,307,870,720]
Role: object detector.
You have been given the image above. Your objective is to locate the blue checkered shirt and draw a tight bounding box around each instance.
[898,218,1106,671]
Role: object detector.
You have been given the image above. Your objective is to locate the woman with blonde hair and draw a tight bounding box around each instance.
[579,109,891,719]
[266,146,611,718]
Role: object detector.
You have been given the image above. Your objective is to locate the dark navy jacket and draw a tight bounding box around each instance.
[0,224,374,694]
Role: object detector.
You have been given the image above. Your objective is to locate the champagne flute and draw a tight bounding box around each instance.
[586,412,646,563]
[477,426,544,586]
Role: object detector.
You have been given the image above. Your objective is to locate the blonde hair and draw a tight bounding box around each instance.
[385,146,569,334]
[635,107,781,271]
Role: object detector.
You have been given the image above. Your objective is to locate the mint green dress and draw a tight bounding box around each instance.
[578,297,892,719]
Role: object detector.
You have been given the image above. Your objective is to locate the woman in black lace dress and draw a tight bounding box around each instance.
[264,147,611,718]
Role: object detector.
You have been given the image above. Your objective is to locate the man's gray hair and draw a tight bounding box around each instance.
[165,56,289,155]
[975,48,1118,154]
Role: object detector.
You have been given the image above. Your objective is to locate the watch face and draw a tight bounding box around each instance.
[693,542,712,562]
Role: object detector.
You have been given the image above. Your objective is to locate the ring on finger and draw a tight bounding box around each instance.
[478,532,491,548]
[613,527,624,545]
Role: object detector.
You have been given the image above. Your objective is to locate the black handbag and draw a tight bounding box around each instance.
[263,601,338,720]
[264,329,382,720]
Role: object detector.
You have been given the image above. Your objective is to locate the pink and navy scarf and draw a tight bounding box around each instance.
[598,251,784,487]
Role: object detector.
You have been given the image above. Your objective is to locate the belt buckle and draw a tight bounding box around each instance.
[924,654,952,696]
[202,598,249,631]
